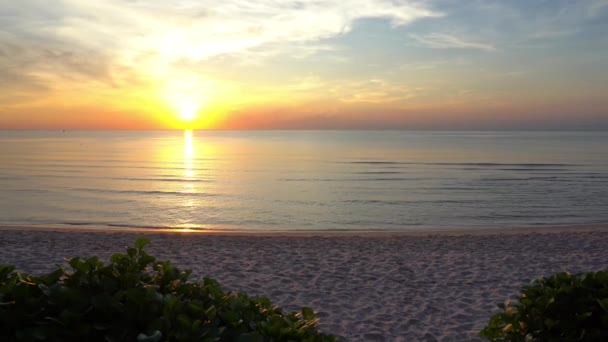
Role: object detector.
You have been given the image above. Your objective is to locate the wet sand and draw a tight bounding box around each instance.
[2,225,608,341]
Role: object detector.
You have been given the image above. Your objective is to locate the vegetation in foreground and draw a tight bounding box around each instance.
[2,237,607,341]
[481,270,608,341]
[0,239,337,341]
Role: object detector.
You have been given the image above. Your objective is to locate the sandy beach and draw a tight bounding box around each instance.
[2,226,608,341]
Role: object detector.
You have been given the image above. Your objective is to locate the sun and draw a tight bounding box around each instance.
[179,102,198,121]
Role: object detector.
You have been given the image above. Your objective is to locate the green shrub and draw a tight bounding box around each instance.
[480,271,608,341]
[0,239,337,341]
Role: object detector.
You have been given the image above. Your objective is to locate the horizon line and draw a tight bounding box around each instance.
[1,128,608,132]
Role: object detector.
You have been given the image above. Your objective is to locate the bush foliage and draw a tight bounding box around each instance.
[480,270,608,341]
[0,239,337,341]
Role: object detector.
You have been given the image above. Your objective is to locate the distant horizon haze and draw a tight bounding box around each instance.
[2,110,608,131]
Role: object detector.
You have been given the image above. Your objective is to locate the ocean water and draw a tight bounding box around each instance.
[0,130,607,231]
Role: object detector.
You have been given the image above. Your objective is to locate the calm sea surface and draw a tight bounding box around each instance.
[1,131,607,231]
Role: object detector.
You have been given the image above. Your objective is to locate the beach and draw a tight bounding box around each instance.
[2,226,608,341]
[3,0,608,340]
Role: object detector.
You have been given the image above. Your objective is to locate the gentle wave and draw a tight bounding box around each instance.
[488,168,570,172]
[280,177,445,182]
[1,163,211,171]
[0,174,215,183]
[69,188,221,197]
[342,199,480,205]
[17,157,221,164]
[60,222,171,230]
[344,161,578,167]
[112,177,213,183]
[354,171,405,174]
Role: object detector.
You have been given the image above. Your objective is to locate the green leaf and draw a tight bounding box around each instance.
[137,331,162,342]
[597,298,608,312]
[127,247,137,258]
[301,307,315,321]
[0,265,16,278]
[135,238,150,250]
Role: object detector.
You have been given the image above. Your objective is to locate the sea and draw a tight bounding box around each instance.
[1,130,607,232]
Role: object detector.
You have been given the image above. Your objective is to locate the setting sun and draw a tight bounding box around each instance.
[179,102,199,121]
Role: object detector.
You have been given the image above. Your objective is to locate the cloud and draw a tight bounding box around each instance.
[587,0,608,17]
[409,33,496,51]
[333,79,424,104]
[441,0,608,47]
[0,0,442,106]
[1,1,442,64]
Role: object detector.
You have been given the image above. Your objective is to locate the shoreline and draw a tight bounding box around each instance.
[2,222,608,237]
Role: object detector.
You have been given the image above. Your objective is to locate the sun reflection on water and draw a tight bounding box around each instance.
[162,130,223,231]
[183,130,195,201]
[184,129,194,176]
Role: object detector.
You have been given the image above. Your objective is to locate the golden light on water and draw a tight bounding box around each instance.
[183,130,195,179]
[182,130,196,222]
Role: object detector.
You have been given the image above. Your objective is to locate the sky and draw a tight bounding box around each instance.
[1,0,607,130]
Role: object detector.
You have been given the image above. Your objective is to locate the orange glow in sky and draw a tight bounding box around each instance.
[1,1,607,130]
